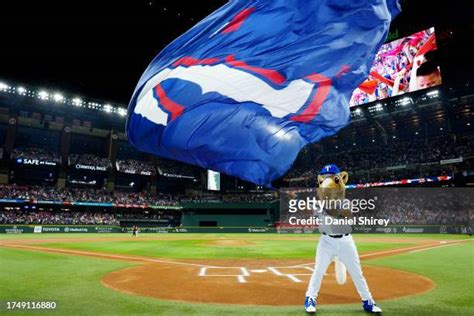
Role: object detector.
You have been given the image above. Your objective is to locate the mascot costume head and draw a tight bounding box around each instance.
[317,164,349,202]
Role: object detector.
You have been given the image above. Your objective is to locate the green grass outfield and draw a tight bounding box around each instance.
[0,233,473,315]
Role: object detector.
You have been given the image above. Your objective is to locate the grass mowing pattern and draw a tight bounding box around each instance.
[0,234,473,315]
[38,239,412,260]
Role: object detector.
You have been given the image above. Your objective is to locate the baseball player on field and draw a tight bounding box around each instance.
[304,164,382,314]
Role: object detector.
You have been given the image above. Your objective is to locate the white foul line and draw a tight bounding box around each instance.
[289,239,473,268]
[409,242,466,253]
[8,244,217,267]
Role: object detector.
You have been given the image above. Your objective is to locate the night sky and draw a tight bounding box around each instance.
[0,0,472,105]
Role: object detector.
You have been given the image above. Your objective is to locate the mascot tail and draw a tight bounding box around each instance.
[334,256,347,285]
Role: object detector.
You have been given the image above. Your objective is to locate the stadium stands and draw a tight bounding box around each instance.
[115,159,156,176]
[0,79,472,227]
[0,209,182,226]
[69,154,111,169]
[11,147,61,163]
[0,185,276,206]
[285,134,473,186]
[0,210,119,225]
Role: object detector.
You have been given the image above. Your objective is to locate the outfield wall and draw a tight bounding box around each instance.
[0,224,470,234]
[181,214,273,227]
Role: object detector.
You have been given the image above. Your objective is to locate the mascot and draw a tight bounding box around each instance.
[304,164,382,314]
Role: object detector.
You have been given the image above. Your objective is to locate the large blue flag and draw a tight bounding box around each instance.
[127,0,400,186]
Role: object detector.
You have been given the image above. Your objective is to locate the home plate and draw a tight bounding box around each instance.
[251,269,268,273]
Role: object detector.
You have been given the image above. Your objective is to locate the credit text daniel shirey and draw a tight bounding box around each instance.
[286,196,390,227]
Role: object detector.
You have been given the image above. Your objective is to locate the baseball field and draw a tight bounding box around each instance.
[1,233,473,315]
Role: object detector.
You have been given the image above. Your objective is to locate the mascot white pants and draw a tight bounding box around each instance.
[305,234,373,301]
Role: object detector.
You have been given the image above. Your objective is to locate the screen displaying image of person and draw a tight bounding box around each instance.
[416,61,442,90]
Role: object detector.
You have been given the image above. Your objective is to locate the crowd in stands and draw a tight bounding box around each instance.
[8,146,195,179]
[285,134,473,186]
[1,185,113,203]
[116,159,155,175]
[0,185,182,206]
[0,185,277,206]
[376,201,472,225]
[156,158,199,178]
[69,154,110,169]
[321,135,469,170]
[0,210,119,225]
[179,193,277,203]
[114,191,180,206]
[119,210,175,220]
[360,189,473,225]
[11,147,61,163]
[0,209,182,226]
[222,193,277,203]
[281,187,472,226]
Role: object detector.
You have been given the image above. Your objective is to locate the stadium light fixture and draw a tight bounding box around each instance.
[5,80,130,116]
[426,90,439,97]
[118,108,127,116]
[355,108,362,114]
[88,102,100,109]
[17,86,26,95]
[38,90,49,100]
[467,123,471,126]
[400,97,412,105]
[53,93,64,102]
[72,97,82,106]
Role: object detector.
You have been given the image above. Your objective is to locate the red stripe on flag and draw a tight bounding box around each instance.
[154,85,184,121]
[290,73,332,123]
[173,56,199,67]
[225,55,286,85]
[201,58,220,65]
[222,7,255,34]
[336,65,350,78]
[172,54,286,85]
[173,57,220,67]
